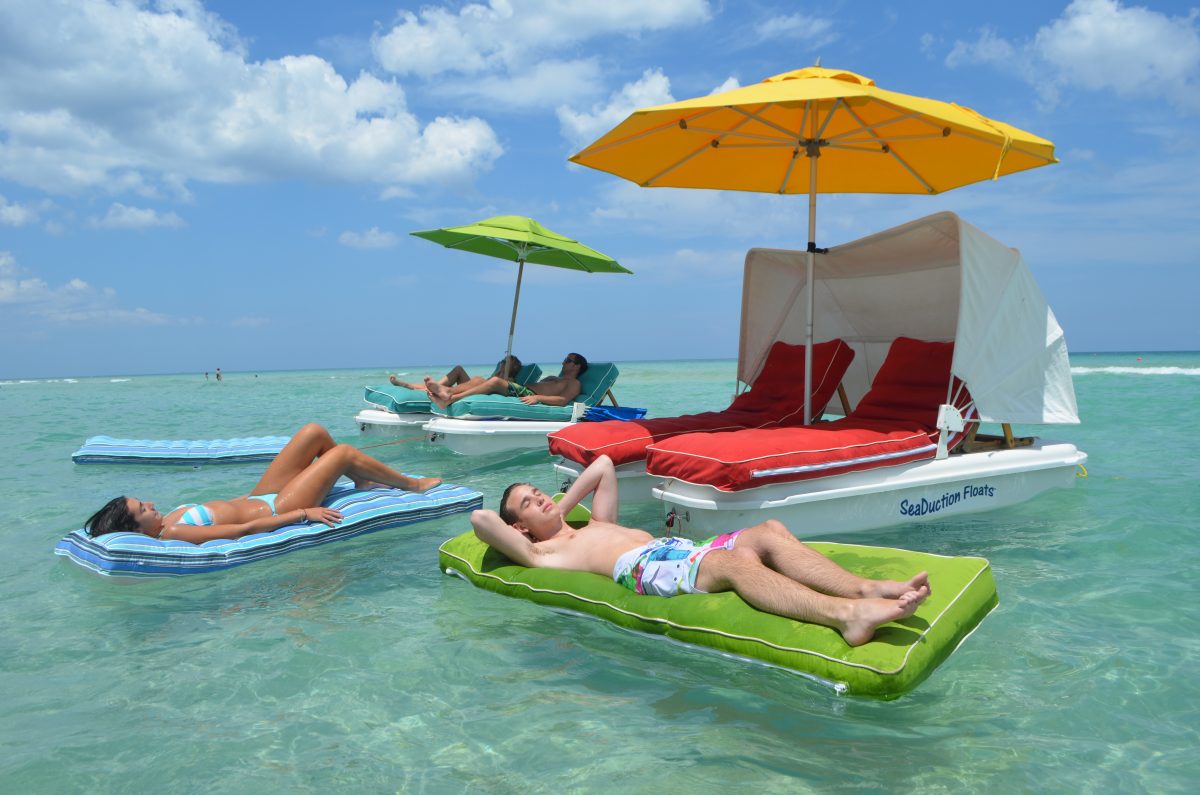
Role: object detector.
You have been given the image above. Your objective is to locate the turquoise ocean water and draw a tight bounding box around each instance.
[1,353,1197,792]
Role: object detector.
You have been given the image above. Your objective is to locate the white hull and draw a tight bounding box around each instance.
[558,440,1087,538]
[553,458,659,502]
[355,408,434,436]
[657,439,1086,538]
[424,417,570,456]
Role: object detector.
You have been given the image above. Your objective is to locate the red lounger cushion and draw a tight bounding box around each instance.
[548,339,854,467]
[646,337,969,491]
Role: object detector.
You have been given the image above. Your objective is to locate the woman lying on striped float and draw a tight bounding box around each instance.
[83,423,441,544]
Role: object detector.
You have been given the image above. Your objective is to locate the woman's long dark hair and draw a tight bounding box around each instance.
[84,496,138,537]
[497,355,523,379]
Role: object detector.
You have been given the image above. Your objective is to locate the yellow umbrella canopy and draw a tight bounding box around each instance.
[570,66,1057,195]
[570,66,1057,423]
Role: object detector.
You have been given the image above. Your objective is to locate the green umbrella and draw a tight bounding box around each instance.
[410,215,631,366]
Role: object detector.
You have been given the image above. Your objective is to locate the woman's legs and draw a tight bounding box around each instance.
[273,444,440,512]
[249,423,337,496]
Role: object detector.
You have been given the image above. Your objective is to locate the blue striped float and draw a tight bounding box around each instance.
[72,435,291,465]
[55,483,482,577]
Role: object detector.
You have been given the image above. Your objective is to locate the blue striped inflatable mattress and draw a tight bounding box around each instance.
[71,435,292,465]
[55,483,482,577]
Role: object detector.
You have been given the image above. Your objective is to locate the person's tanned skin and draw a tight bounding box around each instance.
[471,455,931,646]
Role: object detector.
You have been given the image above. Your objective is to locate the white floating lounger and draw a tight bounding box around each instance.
[72,435,292,465]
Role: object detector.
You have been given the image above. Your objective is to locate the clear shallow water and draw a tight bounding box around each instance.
[1,354,1197,792]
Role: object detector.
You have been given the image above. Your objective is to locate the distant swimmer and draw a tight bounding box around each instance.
[215,368,222,382]
[204,371,209,380]
[83,423,443,544]
[390,355,523,393]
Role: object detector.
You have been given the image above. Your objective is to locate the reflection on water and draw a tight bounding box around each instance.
[3,356,1199,790]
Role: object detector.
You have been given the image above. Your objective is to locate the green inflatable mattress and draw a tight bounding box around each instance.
[438,530,998,698]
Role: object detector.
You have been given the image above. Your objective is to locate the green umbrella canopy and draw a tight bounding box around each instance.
[410,215,631,274]
[409,215,631,366]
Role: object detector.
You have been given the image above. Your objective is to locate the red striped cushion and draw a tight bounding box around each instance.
[645,418,939,491]
[645,338,972,491]
[548,339,854,467]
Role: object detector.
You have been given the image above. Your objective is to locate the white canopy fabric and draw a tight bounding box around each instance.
[739,212,1079,425]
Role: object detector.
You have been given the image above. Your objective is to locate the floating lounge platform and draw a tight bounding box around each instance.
[425,362,622,455]
[72,435,291,465]
[57,483,482,578]
[439,530,998,698]
[357,363,544,438]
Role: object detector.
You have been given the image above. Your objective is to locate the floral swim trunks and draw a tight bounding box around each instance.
[611,530,745,597]
[506,382,534,398]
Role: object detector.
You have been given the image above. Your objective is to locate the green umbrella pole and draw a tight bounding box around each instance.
[504,259,525,368]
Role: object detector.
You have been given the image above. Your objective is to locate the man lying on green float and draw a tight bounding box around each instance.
[470,455,930,647]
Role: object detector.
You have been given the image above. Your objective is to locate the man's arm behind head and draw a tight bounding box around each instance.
[471,509,541,567]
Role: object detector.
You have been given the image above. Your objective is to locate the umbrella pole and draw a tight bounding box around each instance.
[505,259,524,367]
[803,121,819,425]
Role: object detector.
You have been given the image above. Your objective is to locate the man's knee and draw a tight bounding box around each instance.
[702,547,761,589]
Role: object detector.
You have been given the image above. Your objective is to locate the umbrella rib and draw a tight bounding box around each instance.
[643,108,763,187]
[823,109,930,143]
[813,97,847,141]
[948,127,1057,163]
[726,104,811,141]
[840,102,937,193]
[685,125,799,144]
[573,106,727,158]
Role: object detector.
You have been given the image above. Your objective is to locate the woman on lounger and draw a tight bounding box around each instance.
[389,355,522,392]
[83,423,442,544]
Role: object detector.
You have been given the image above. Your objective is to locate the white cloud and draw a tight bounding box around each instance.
[753,12,837,46]
[0,194,38,225]
[372,0,710,110]
[0,250,169,324]
[339,227,399,249]
[710,76,741,95]
[88,203,185,230]
[0,0,503,198]
[947,0,1200,112]
[920,33,938,58]
[558,69,676,148]
[946,27,1016,69]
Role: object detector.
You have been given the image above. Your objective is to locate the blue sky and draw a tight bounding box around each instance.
[2,0,1198,378]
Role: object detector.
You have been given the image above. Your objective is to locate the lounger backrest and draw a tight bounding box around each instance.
[729,339,854,416]
[575,362,620,406]
[850,337,963,429]
[494,362,543,385]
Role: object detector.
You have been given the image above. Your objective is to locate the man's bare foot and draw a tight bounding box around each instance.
[840,586,929,647]
[425,376,452,407]
[410,476,442,493]
[863,571,931,599]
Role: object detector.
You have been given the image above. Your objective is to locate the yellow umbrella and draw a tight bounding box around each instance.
[570,66,1057,421]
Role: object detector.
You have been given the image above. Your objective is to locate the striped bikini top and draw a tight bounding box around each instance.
[174,503,215,527]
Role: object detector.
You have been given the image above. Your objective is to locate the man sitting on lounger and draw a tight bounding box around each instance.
[426,352,587,409]
[389,355,523,392]
[471,455,931,647]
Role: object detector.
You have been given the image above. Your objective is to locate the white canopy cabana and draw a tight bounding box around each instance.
[739,212,1079,425]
